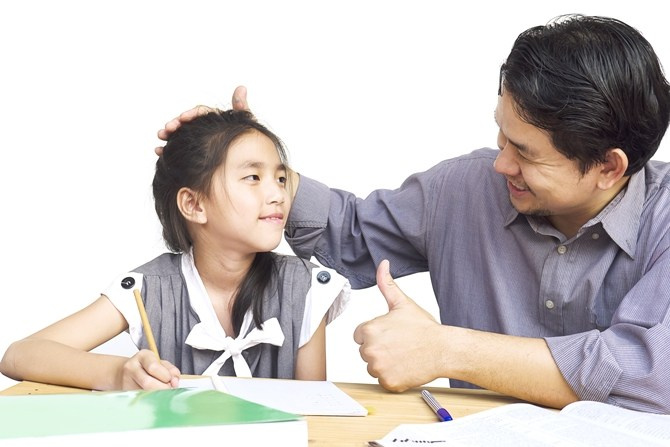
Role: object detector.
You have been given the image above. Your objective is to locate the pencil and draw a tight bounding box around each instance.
[133,288,160,360]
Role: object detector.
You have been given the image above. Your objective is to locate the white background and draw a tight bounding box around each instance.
[1,1,668,392]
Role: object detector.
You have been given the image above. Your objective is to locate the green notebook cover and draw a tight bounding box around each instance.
[0,388,302,439]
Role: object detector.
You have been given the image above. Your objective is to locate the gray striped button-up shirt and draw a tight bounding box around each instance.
[286,148,670,413]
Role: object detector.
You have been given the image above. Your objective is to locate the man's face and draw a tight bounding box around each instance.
[493,92,606,236]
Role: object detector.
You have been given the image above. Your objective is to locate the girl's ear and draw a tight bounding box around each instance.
[177,187,207,224]
[597,148,629,190]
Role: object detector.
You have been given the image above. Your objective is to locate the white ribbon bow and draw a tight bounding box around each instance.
[185,317,285,377]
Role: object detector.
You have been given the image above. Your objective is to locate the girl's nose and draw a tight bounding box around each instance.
[266,180,286,204]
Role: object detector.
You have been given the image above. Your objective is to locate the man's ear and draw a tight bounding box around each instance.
[177,187,207,224]
[597,148,629,190]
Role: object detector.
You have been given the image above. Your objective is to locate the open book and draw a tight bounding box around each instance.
[371,400,670,446]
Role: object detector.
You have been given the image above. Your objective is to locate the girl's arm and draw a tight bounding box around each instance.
[294,315,327,380]
[0,296,180,390]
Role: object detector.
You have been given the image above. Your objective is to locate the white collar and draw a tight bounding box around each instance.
[180,249,284,377]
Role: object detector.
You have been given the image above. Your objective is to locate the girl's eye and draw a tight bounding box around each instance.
[244,174,260,181]
[277,176,287,185]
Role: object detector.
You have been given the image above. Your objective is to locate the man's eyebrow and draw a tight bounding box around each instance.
[493,111,535,157]
[506,136,534,156]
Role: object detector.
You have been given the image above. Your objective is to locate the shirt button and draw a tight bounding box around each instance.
[592,233,600,240]
[120,277,135,289]
[316,271,331,284]
[545,300,555,309]
[557,245,567,254]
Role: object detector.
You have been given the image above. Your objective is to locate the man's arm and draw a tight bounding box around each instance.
[354,260,579,409]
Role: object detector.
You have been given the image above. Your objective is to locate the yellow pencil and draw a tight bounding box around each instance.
[133,288,160,360]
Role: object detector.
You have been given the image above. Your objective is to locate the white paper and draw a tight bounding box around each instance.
[179,376,368,416]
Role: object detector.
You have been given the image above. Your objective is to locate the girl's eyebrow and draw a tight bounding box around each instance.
[238,160,287,171]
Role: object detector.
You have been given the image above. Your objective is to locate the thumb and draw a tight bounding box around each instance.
[232,85,250,111]
[376,260,409,311]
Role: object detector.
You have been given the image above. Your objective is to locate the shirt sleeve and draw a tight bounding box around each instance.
[545,236,670,414]
[298,264,351,348]
[101,272,145,347]
[286,173,433,289]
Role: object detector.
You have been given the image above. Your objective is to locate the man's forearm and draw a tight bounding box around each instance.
[440,326,578,409]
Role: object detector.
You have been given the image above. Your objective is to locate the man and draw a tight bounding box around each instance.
[159,15,670,413]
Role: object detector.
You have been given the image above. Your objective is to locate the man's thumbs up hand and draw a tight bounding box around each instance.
[353,260,443,392]
[376,259,412,311]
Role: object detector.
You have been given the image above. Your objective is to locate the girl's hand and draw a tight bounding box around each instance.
[118,349,180,390]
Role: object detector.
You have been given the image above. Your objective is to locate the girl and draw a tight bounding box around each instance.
[0,109,350,390]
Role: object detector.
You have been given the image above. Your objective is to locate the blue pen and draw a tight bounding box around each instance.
[421,389,453,422]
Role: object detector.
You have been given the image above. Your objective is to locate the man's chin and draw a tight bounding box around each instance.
[510,198,550,217]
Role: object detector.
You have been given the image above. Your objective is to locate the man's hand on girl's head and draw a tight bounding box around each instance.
[154,85,250,156]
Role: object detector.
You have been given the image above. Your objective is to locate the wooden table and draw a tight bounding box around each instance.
[1,380,523,446]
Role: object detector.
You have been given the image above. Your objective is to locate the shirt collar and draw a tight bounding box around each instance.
[180,248,253,338]
[599,169,644,258]
[502,168,645,258]
[180,248,286,377]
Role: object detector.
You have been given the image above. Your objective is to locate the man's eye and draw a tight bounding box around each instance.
[496,131,507,151]
[516,150,530,162]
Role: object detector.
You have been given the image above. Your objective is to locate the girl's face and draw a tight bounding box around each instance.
[201,130,290,255]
